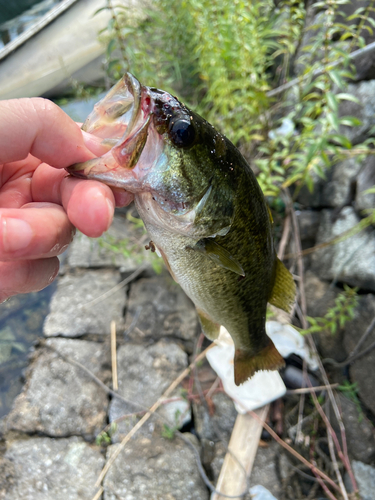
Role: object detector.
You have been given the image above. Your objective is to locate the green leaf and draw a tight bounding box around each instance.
[327,111,340,131]
[107,38,117,56]
[336,93,360,104]
[329,134,352,148]
[326,92,338,112]
[328,70,345,89]
[339,116,362,127]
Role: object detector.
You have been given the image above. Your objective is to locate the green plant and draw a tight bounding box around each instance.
[161,409,182,440]
[100,0,375,202]
[338,380,364,422]
[96,422,118,446]
[301,285,359,336]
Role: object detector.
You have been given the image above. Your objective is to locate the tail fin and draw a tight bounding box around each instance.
[234,340,285,386]
[269,258,296,313]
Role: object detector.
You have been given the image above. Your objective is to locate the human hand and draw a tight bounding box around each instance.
[0,98,134,302]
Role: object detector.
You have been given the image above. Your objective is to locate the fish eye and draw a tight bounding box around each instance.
[168,119,196,148]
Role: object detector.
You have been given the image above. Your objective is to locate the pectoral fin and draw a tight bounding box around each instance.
[188,238,245,276]
[196,308,221,340]
[268,258,296,313]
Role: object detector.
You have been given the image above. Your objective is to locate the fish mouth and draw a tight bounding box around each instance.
[66,73,153,187]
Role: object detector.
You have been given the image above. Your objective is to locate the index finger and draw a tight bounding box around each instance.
[0,98,95,167]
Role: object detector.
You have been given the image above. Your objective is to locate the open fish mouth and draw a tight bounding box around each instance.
[67,73,154,186]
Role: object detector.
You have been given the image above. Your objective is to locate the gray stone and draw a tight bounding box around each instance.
[304,271,347,363]
[6,338,110,439]
[124,273,199,345]
[311,207,375,292]
[351,461,375,500]
[295,210,320,241]
[295,169,325,209]
[339,80,375,145]
[67,213,153,272]
[103,435,209,500]
[356,158,375,211]
[108,341,189,441]
[43,269,126,337]
[321,158,361,208]
[331,393,375,464]
[204,440,225,482]
[193,392,237,443]
[343,294,375,416]
[1,436,104,500]
[247,441,282,499]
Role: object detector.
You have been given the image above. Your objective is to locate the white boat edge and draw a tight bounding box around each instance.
[0,0,80,62]
[0,0,141,100]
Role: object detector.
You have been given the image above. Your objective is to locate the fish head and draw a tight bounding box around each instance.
[67,73,235,236]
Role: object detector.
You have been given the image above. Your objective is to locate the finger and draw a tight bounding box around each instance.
[60,177,115,237]
[0,98,95,166]
[32,161,134,212]
[0,258,59,303]
[0,203,74,261]
[81,130,111,156]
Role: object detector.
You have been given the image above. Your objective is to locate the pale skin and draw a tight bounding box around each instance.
[0,98,134,302]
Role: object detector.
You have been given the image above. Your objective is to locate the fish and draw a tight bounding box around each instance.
[67,73,296,386]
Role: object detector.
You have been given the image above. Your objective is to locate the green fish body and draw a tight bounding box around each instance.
[67,74,295,385]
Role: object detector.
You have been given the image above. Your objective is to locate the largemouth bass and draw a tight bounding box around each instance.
[67,73,295,385]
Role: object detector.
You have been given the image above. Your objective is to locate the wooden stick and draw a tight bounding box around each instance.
[110,320,118,391]
[91,486,103,500]
[211,405,269,500]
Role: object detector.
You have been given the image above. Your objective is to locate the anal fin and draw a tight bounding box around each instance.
[196,307,221,341]
[268,258,296,313]
[234,340,285,386]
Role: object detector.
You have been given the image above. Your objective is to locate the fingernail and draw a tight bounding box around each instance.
[2,218,34,253]
[48,262,60,284]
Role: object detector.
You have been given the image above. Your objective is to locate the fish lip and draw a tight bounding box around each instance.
[67,73,153,179]
[79,72,149,144]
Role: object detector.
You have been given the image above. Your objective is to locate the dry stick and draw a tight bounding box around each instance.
[79,264,147,309]
[266,39,375,98]
[309,386,354,477]
[311,457,338,500]
[248,410,341,494]
[285,212,375,260]
[288,199,307,448]
[91,486,104,500]
[287,383,339,395]
[338,315,375,366]
[277,213,291,260]
[309,420,334,499]
[45,345,145,412]
[296,391,306,445]
[94,344,214,488]
[288,194,350,500]
[324,316,375,368]
[110,320,118,391]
